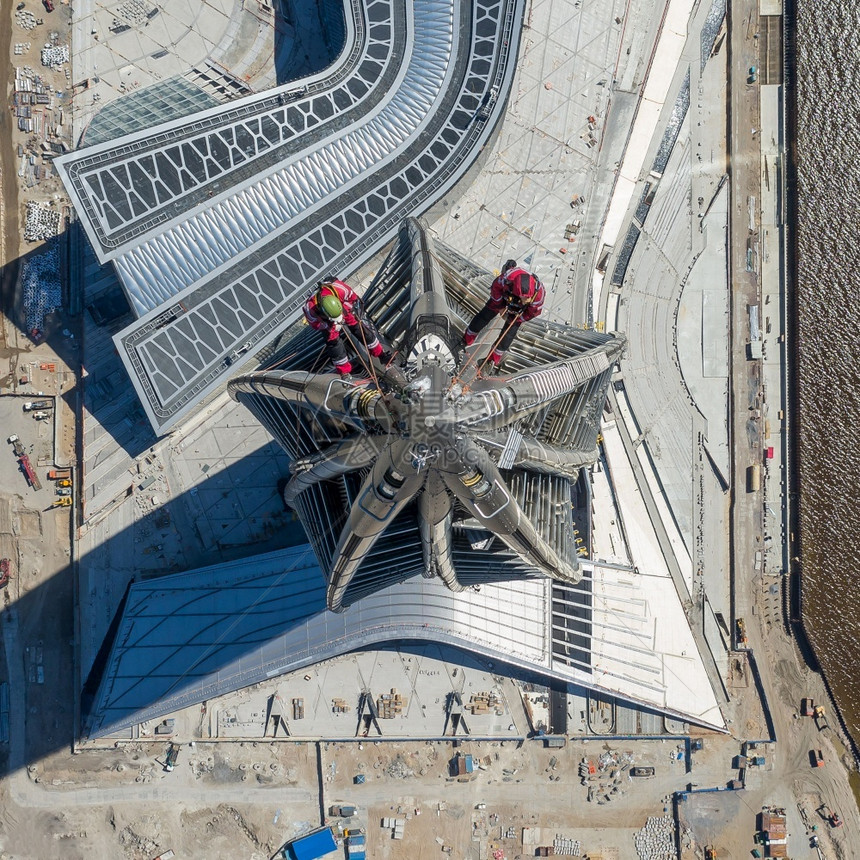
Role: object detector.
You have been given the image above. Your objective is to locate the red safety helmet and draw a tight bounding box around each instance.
[509,272,539,304]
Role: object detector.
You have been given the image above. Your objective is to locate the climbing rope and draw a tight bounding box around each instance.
[342,321,380,391]
[474,310,522,378]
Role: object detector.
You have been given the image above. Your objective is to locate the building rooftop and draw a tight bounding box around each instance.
[230,218,623,610]
[85,541,722,738]
[58,0,526,433]
[82,76,220,147]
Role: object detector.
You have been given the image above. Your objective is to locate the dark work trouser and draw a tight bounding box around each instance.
[324,317,383,371]
[467,304,522,358]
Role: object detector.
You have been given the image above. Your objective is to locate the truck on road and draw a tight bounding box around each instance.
[18,455,41,490]
[23,400,51,411]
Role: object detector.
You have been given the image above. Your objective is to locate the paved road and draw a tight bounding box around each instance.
[728,0,764,638]
[5,770,315,809]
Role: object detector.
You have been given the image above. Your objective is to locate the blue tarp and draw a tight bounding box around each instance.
[288,828,338,860]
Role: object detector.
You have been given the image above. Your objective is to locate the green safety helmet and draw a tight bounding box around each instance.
[317,286,344,320]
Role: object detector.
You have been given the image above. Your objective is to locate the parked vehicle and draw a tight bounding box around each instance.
[819,805,842,828]
[48,469,71,480]
[56,487,72,497]
[32,411,49,421]
[18,455,41,490]
[747,464,760,492]
[52,497,72,507]
[56,479,72,488]
[164,743,180,772]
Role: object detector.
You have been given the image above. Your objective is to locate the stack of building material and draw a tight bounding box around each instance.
[23,200,60,241]
[551,835,581,855]
[633,816,676,859]
[376,688,405,718]
[15,9,37,29]
[22,244,61,334]
[381,817,406,839]
[467,690,502,714]
[40,42,69,68]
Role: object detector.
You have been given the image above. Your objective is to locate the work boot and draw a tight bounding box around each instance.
[378,349,393,365]
[463,330,477,347]
[483,350,504,376]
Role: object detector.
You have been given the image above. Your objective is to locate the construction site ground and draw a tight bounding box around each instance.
[0,719,855,859]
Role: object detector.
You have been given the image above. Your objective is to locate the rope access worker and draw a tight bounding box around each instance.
[303,279,391,377]
[463,260,545,370]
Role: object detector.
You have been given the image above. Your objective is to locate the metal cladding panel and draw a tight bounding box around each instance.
[85,547,724,738]
[228,219,623,607]
[84,545,552,737]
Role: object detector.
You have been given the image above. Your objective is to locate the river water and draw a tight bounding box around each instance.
[795,2,860,746]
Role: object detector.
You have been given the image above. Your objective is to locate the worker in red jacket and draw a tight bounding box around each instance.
[463,260,545,370]
[303,279,391,376]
